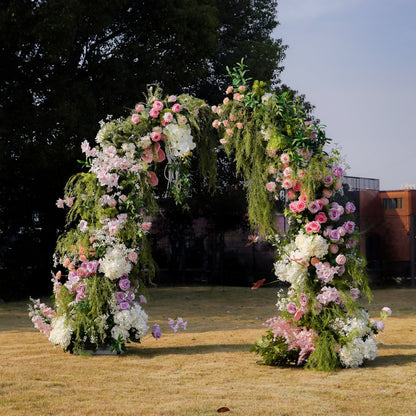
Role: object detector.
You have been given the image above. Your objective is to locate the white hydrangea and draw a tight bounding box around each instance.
[111,304,149,342]
[138,134,152,150]
[333,309,371,338]
[274,256,308,289]
[99,245,132,280]
[49,315,73,349]
[295,231,329,259]
[164,123,196,157]
[339,337,378,368]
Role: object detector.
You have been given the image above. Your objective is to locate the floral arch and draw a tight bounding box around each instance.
[30,63,389,369]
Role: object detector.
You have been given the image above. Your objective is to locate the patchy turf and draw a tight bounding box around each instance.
[1,287,415,415]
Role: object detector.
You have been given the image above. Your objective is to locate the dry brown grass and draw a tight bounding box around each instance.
[1,286,416,416]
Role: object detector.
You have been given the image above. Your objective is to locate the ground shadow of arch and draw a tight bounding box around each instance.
[365,345,416,368]
[125,343,253,358]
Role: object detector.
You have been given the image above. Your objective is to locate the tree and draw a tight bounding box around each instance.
[0,0,290,299]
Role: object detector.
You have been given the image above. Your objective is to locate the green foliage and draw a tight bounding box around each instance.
[306,331,340,371]
[250,331,299,366]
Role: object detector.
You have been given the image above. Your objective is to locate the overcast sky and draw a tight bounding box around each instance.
[273,0,416,190]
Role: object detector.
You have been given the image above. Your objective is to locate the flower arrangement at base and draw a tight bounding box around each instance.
[213,60,391,370]
[29,87,215,354]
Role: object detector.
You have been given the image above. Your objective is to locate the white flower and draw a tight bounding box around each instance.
[261,93,273,103]
[164,123,196,157]
[49,315,73,349]
[111,304,149,342]
[99,245,132,280]
[274,255,308,289]
[295,231,329,259]
[339,336,378,368]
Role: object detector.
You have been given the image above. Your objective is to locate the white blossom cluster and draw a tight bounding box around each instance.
[339,337,378,368]
[164,123,196,157]
[48,315,73,349]
[295,231,329,260]
[111,303,149,342]
[274,257,308,289]
[99,244,132,280]
[332,310,371,339]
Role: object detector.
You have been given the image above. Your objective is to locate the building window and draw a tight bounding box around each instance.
[383,198,403,209]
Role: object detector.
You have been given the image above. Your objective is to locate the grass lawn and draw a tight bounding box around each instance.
[1,286,416,415]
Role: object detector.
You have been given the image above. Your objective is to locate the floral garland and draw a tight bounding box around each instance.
[212,61,391,370]
[29,87,215,354]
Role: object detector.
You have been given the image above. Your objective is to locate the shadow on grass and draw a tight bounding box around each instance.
[126,343,254,358]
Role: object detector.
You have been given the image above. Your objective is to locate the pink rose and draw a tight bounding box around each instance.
[212,120,221,129]
[223,97,230,104]
[335,254,346,265]
[382,306,392,317]
[172,103,181,113]
[329,244,339,254]
[287,190,297,201]
[219,138,228,145]
[135,104,145,112]
[222,119,229,127]
[119,278,131,291]
[153,101,164,111]
[56,198,65,208]
[149,108,159,118]
[328,208,341,222]
[128,252,138,263]
[293,182,302,192]
[236,122,243,129]
[282,179,293,189]
[150,131,161,142]
[268,166,277,174]
[226,128,233,136]
[226,86,233,94]
[238,85,246,92]
[319,197,329,206]
[266,182,276,192]
[300,294,308,307]
[283,167,292,177]
[280,153,290,164]
[131,113,140,124]
[308,200,321,214]
[328,228,340,242]
[315,212,327,224]
[305,221,321,234]
[168,95,177,102]
[287,302,297,314]
[322,188,332,198]
[324,175,333,186]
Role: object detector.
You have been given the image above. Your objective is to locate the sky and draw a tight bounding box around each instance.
[273,0,416,190]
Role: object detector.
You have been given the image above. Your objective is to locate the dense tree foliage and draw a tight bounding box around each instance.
[0,0,289,299]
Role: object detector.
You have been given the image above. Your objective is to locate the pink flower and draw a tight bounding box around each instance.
[152,323,162,339]
[335,254,346,265]
[56,198,65,208]
[139,295,147,304]
[157,148,166,163]
[171,103,181,113]
[226,128,233,136]
[300,294,308,307]
[128,252,138,263]
[293,308,304,322]
[149,108,159,118]
[287,190,297,201]
[305,221,321,234]
[238,85,246,92]
[141,221,152,231]
[150,131,161,142]
[282,179,293,189]
[382,306,392,316]
[223,97,230,104]
[289,200,306,214]
[308,200,321,214]
[212,120,221,129]
[324,175,333,186]
[287,302,297,314]
[131,113,140,124]
[219,138,228,145]
[233,92,244,101]
[280,153,290,164]
[329,244,339,254]
[141,148,153,163]
[293,182,302,192]
[266,182,276,192]
[163,112,173,123]
[147,171,158,187]
[236,122,243,129]
[168,95,177,102]
[334,180,343,190]
[153,101,164,111]
[65,197,75,207]
[283,167,292,177]
[345,202,356,214]
[350,288,360,299]
[374,320,385,331]
[78,220,88,232]
[119,301,130,310]
[319,197,329,206]
[226,86,233,94]
[135,104,145,112]
[328,228,340,242]
[322,188,332,198]
[222,119,229,127]
[268,166,278,174]
[315,212,327,224]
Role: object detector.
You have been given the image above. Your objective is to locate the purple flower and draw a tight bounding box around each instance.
[345,202,356,214]
[152,323,162,339]
[343,221,355,234]
[119,278,131,291]
[119,301,130,310]
[139,295,147,304]
[328,228,341,242]
[332,166,344,178]
[324,175,334,186]
[328,208,341,222]
[116,292,125,303]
